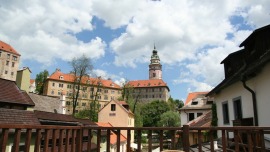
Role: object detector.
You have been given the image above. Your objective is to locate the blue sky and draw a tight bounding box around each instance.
[1,0,269,101]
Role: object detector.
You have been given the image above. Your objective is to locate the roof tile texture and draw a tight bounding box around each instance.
[48,70,121,89]
[0,108,40,125]
[0,78,35,106]
[127,79,168,88]
[0,41,20,55]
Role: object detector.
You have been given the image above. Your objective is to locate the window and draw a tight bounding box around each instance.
[12,56,17,61]
[97,88,102,92]
[152,88,154,92]
[51,90,54,95]
[11,72,14,76]
[6,61,9,66]
[111,90,115,94]
[152,95,154,98]
[7,54,10,59]
[12,62,15,67]
[90,95,94,99]
[82,87,87,91]
[104,95,108,100]
[159,94,162,98]
[59,83,64,88]
[153,73,156,77]
[58,91,61,95]
[197,113,203,117]
[82,93,88,98]
[111,104,116,111]
[90,87,94,91]
[97,96,101,99]
[67,84,72,89]
[188,113,195,121]
[5,71,8,74]
[59,76,64,80]
[191,101,198,105]
[66,101,70,105]
[222,101,230,124]
[82,103,86,106]
[104,90,108,93]
[233,97,242,120]
[52,83,55,87]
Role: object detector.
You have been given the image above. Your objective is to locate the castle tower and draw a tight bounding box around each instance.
[149,46,162,79]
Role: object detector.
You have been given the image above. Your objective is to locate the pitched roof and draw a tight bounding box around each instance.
[186,111,212,127]
[184,92,208,105]
[28,93,62,113]
[47,70,121,89]
[0,40,20,56]
[127,79,169,90]
[99,100,134,116]
[0,78,35,106]
[34,110,78,123]
[240,24,270,47]
[96,122,127,144]
[0,108,40,125]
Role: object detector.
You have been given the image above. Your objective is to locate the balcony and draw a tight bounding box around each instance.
[1,124,270,152]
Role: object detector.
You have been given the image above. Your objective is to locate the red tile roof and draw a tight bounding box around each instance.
[96,122,127,144]
[0,108,40,125]
[30,79,35,85]
[127,79,169,89]
[47,70,121,89]
[184,92,209,105]
[0,78,35,106]
[186,111,212,127]
[0,41,20,56]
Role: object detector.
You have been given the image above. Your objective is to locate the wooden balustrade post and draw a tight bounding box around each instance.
[76,128,83,152]
[0,128,9,152]
[137,130,142,152]
[182,125,190,152]
[127,130,131,152]
[148,130,152,152]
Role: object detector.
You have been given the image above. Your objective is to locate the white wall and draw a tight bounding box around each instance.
[253,63,270,126]
[213,62,270,138]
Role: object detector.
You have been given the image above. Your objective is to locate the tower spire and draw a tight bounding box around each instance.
[149,45,162,80]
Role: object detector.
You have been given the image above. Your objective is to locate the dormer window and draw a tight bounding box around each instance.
[111,83,114,87]
[191,101,198,105]
[59,76,64,80]
[86,80,90,84]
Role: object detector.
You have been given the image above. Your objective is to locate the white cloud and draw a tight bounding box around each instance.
[92,69,126,86]
[0,0,106,65]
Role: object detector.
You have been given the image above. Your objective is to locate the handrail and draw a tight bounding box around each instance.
[1,124,270,152]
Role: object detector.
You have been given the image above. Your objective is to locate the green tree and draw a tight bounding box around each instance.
[74,109,90,119]
[158,111,180,127]
[211,103,218,138]
[35,70,49,94]
[69,54,93,115]
[141,100,170,127]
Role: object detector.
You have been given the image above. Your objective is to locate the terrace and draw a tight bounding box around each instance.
[1,124,270,152]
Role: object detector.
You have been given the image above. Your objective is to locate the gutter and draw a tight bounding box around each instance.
[240,60,259,126]
[241,79,258,126]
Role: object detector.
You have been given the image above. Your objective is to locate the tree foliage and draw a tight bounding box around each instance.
[141,100,170,127]
[35,70,49,94]
[158,111,180,127]
[211,103,218,138]
[74,109,90,119]
[69,55,93,115]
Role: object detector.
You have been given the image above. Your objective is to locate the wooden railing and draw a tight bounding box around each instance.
[1,124,270,152]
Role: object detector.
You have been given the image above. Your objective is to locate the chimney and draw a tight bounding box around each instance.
[60,92,66,114]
